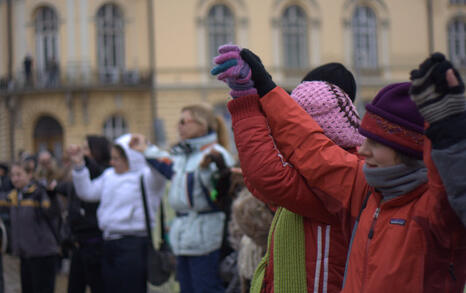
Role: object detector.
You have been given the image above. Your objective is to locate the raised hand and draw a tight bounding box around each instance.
[211,44,258,98]
[67,144,84,167]
[129,133,149,153]
[410,52,465,124]
[239,48,276,97]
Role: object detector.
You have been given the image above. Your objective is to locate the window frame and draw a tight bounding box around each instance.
[448,18,466,68]
[352,5,378,70]
[207,4,236,64]
[103,115,128,141]
[96,4,125,83]
[281,5,309,70]
[34,6,59,75]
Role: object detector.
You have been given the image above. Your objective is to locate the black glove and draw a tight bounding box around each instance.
[410,52,465,124]
[240,49,276,97]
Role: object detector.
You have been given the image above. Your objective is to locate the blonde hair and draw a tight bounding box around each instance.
[182,104,230,150]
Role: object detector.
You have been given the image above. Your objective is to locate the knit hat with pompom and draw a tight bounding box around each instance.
[290,81,364,148]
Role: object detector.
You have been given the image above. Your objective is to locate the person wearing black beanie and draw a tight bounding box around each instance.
[301,63,357,102]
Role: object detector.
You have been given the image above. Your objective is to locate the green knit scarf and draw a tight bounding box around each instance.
[250,207,307,292]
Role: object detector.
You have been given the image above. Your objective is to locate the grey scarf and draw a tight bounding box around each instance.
[363,162,428,201]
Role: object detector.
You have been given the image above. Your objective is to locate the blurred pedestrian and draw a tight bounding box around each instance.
[23,55,33,87]
[130,103,235,293]
[46,58,59,87]
[231,188,273,293]
[0,163,12,293]
[0,164,13,197]
[70,134,166,293]
[0,160,60,293]
[55,135,110,293]
[36,150,60,187]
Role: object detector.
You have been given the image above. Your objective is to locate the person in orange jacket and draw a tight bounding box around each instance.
[212,44,365,292]
[214,48,466,292]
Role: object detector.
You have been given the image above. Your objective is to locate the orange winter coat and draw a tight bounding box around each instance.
[259,86,466,293]
[228,95,351,292]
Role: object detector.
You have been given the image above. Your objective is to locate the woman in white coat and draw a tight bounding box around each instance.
[69,134,166,293]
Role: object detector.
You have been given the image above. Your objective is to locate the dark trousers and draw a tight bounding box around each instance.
[20,255,58,293]
[68,241,104,293]
[102,236,148,293]
[176,249,225,293]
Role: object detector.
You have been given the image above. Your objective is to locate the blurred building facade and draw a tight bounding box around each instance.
[0,0,464,161]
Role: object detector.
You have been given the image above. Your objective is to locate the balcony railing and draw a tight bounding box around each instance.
[0,68,153,93]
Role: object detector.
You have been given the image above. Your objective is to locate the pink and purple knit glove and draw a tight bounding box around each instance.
[211,44,258,98]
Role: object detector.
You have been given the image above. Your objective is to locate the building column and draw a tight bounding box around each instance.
[271,18,283,81]
[196,17,208,83]
[79,0,90,82]
[309,19,321,68]
[13,0,26,81]
[380,20,391,79]
[66,0,78,81]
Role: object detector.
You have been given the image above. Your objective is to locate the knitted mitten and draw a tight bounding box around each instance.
[410,52,465,124]
[240,49,276,97]
[211,44,258,98]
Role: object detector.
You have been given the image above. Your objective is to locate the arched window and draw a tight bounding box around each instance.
[207,4,235,62]
[35,6,59,73]
[34,115,64,161]
[282,5,309,69]
[448,18,466,67]
[103,115,128,141]
[97,4,125,83]
[352,5,378,69]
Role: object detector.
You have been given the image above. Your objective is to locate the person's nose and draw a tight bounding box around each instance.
[357,139,371,158]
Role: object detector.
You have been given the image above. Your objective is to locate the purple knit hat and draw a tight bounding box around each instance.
[359,82,425,159]
[291,81,364,148]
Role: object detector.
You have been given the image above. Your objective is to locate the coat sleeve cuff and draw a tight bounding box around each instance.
[227,94,262,123]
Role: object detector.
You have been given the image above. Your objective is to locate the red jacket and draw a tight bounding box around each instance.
[259,86,466,293]
[228,95,352,292]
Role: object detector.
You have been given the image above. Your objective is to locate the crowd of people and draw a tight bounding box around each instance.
[0,45,464,293]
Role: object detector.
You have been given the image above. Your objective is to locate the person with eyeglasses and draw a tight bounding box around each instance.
[130,103,235,293]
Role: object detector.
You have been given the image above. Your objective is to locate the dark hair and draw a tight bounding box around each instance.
[87,135,111,167]
[302,62,357,102]
[0,163,8,174]
[23,155,37,171]
[112,144,128,163]
[11,160,34,175]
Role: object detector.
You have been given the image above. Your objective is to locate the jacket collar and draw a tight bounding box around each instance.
[375,183,429,208]
[172,132,217,155]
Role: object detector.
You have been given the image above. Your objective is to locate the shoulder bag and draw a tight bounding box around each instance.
[140,176,176,286]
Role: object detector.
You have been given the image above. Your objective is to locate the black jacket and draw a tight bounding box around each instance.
[56,157,107,242]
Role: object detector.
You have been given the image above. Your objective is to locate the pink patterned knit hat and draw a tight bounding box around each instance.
[291,81,364,148]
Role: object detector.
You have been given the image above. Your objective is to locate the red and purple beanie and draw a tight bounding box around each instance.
[359,82,425,159]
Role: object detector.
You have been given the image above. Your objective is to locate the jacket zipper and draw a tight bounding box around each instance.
[361,205,380,291]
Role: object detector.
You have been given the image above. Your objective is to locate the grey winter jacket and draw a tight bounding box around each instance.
[0,182,60,257]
